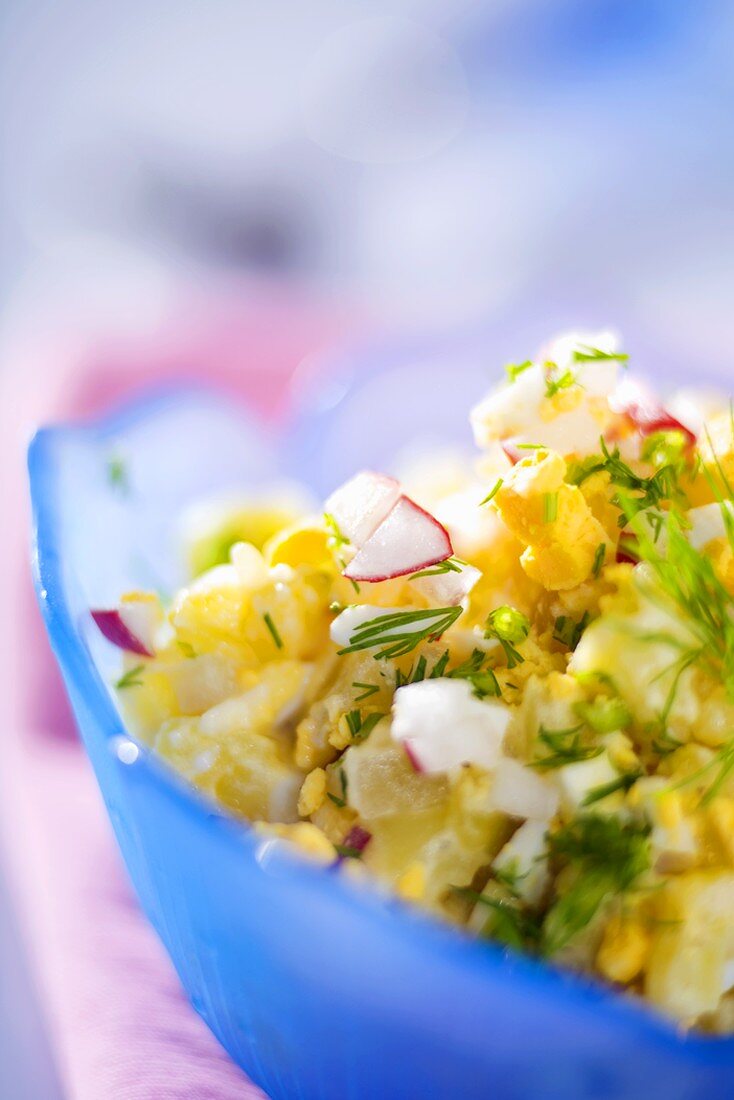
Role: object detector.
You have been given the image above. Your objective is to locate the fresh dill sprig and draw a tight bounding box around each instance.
[582,770,642,807]
[338,606,463,661]
[451,886,542,952]
[668,739,734,807]
[263,612,283,650]
[532,725,602,771]
[115,665,145,689]
[569,439,687,524]
[542,815,651,956]
[410,556,465,580]
[632,510,734,698]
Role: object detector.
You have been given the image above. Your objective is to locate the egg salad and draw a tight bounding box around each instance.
[94,331,734,1032]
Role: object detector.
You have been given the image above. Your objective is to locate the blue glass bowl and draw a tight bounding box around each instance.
[29,347,734,1099]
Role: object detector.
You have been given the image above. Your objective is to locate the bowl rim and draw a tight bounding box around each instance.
[27,379,734,1062]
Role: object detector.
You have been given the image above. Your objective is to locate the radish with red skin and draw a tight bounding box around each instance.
[402,740,424,774]
[344,496,453,583]
[342,825,372,854]
[391,679,509,775]
[612,381,697,447]
[91,608,155,657]
[324,471,401,546]
[501,441,523,466]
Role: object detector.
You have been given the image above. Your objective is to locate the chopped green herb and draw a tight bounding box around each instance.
[669,737,734,807]
[352,681,379,702]
[344,709,384,743]
[544,363,577,399]
[480,478,504,506]
[575,695,631,734]
[485,606,530,669]
[553,613,590,651]
[410,556,464,580]
[542,815,651,956]
[505,359,533,383]
[429,650,451,679]
[327,768,348,808]
[447,648,501,698]
[452,887,542,952]
[177,640,197,658]
[324,513,360,593]
[572,345,629,365]
[263,612,283,649]
[592,542,606,578]
[543,492,559,524]
[334,844,363,860]
[582,770,642,807]
[532,724,603,771]
[641,430,689,469]
[115,665,144,689]
[568,439,686,523]
[323,512,349,547]
[338,606,463,661]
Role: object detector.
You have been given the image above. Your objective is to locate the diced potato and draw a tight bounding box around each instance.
[342,721,448,820]
[154,717,303,822]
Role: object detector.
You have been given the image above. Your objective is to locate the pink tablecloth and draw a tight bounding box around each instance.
[1,286,356,1099]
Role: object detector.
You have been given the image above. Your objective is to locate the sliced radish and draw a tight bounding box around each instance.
[615,536,639,565]
[501,440,523,466]
[612,380,696,446]
[667,387,728,437]
[411,562,481,606]
[91,601,157,657]
[391,679,510,774]
[402,739,425,774]
[324,471,401,546]
[344,496,453,582]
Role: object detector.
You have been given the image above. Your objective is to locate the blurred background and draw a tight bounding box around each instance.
[3,0,734,387]
[3,2,734,1097]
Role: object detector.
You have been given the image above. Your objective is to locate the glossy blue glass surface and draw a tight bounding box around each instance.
[29,351,734,1099]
